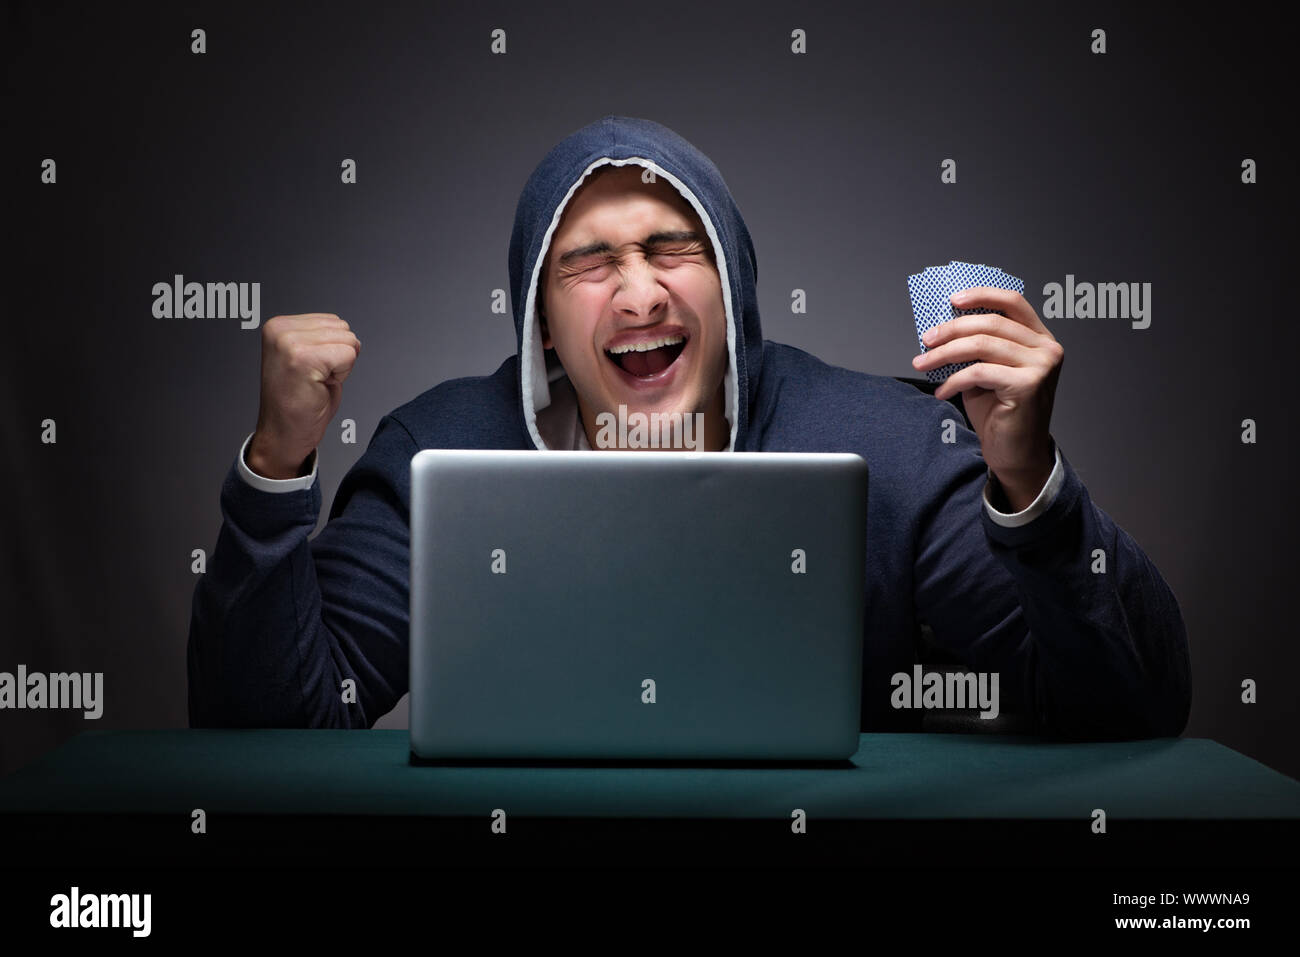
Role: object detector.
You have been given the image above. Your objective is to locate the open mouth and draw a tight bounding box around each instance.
[605,334,688,379]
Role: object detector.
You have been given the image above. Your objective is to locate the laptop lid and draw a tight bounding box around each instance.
[409,449,867,761]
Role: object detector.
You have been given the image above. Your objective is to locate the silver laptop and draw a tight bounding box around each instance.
[409,449,868,761]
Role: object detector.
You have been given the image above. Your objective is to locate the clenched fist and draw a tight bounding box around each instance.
[247,313,361,480]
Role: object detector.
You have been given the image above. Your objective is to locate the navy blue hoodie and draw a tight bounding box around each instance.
[188,115,1191,738]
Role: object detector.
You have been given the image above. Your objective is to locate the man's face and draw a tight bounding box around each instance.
[539,165,729,447]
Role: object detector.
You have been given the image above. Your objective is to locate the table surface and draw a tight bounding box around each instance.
[2,730,1298,820]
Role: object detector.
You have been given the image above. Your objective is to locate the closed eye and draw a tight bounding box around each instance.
[567,247,706,276]
[651,246,708,263]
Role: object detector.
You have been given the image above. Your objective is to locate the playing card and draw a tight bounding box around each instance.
[948,259,1023,300]
[907,269,954,383]
[907,261,1026,384]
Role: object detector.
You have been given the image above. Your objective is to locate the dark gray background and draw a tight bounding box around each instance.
[3,1,1296,779]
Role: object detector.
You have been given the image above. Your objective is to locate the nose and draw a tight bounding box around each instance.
[610,254,669,321]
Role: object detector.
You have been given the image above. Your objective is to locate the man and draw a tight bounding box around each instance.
[533,162,730,454]
[189,115,1190,738]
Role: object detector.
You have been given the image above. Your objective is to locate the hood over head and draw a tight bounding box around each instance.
[508,115,763,451]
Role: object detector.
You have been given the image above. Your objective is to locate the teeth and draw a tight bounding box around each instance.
[607,334,685,355]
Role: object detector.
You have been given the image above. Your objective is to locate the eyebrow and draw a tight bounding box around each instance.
[555,230,707,266]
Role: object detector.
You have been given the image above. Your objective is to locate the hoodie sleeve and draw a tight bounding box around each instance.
[911,401,1191,739]
[188,414,416,728]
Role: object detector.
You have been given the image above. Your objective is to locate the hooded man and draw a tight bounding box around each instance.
[189,115,1190,739]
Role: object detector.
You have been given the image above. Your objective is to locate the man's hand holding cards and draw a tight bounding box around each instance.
[906,261,1064,511]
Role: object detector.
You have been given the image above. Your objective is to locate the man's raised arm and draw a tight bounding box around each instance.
[187,314,413,727]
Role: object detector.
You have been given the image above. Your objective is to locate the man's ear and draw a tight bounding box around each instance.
[539,302,552,349]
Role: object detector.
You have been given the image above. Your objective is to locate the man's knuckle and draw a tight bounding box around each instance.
[284,341,314,367]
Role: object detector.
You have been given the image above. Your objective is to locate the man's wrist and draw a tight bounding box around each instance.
[991,451,1055,512]
[246,437,315,480]
[237,432,318,493]
[983,443,1065,528]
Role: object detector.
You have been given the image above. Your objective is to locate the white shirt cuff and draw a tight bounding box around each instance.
[236,432,318,493]
[982,443,1064,528]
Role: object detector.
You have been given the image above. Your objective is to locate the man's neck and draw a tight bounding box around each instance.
[579,389,728,452]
